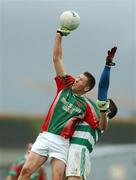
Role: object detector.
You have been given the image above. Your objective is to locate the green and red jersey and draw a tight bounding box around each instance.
[70,98,109,153]
[8,155,46,180]
[42,75,98,138]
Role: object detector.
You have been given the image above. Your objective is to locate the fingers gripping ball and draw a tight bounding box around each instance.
[60,10,80,31]
[57,28,71,36]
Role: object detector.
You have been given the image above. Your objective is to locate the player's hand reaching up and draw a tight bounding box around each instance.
[106,46,117,66]
[57,27,71,36]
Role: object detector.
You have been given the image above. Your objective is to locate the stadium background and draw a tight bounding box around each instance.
[0,115,136,180]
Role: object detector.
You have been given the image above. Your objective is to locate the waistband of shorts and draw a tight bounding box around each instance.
[42,131,70,142]
[69,144,90,153]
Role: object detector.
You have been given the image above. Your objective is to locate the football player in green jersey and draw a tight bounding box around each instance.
[66,47,118,180]
[18,26,109,180]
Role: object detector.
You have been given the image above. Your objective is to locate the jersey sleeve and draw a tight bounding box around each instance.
[54,75,75,93]
[98,66,111,101]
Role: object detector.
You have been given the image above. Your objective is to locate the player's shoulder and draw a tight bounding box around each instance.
[84,97,97,109]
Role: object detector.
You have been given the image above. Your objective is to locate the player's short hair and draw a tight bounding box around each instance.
[83,71,96,91]
[108,98,118,119]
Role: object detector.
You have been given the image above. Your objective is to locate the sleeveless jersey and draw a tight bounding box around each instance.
[42,75,98,138]
[70,98,106,153]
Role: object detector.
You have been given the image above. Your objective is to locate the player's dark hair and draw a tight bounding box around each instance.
[108,99,118,119]
[83,72,96,91]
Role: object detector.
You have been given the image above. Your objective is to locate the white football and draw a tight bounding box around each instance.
[60,10,80,31]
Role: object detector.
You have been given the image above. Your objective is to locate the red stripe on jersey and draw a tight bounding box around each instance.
[55,76,66,92]
[55,75,75,92]
[42,90,62,131]
[60,117,79,138]
[84,102,99,129]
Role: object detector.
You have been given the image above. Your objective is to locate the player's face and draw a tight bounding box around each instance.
[72,74,89,93]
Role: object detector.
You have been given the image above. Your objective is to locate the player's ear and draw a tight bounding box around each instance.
[84,86,90,92]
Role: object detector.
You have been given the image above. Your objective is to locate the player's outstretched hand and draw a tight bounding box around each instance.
[106,46,117,66]
[57,27,71,36]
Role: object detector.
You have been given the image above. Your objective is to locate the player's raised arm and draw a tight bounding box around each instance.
[53,11,80,77]
[53,32,67,77]
[97,47,117,130]
[53,18,71,77]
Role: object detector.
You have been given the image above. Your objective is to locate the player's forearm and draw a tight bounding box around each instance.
[97,66,110,130]
[98,47,117,101]
[53,33,66,76]
[98,66,111,101]
[98,112,108,130]
[53,33,62,63]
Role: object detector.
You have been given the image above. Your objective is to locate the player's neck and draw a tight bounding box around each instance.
[72,89,85,96]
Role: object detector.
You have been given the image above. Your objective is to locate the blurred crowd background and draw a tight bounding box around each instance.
[0,115,136,179]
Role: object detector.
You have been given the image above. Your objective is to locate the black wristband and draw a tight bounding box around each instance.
[56,30,63,36]
[100,110,107,112]
[106,61,116,66]
[100,109,108,113]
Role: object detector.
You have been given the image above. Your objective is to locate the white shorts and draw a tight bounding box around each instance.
[31,132,70,164]
[66,144,91,180]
